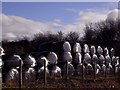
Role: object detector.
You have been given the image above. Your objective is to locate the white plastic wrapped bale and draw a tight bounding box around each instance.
[4,55,23,68]
[76,63,85,75]
[51,66,62,78]
[97,46,103,55]
[0,58,2,67]
[106,63,113,74]
[63,41,71,52]
[95,64,101,75]
[115,56,120,73]
[5,68,19,82]
[0,46,5,56]
[63,52,72,63]
[105,55,111,66]
[24,67,36,81]
[111,56,117,66]
[85,63,94,75]
[24,55,36,67]
[37,66,49,79]
[90,45,96,55]
[99,55,105,66]
[74,53,82,64]
[63,63,75,77]
[110,48,115,57]
[101,64,106,74]
[104,47,109,56]
[84,53,91,64]
[37,56,49,67]
[73,43,81,53]
[47,52,58,65]
[92,54,99,64]
[83,44,90,53]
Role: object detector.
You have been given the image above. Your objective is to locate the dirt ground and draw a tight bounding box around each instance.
[2,74,120,90]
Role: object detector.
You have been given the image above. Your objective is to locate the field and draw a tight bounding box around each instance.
[2,74,120,90]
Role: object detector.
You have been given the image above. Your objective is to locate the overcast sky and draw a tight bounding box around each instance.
[1,2,120,41]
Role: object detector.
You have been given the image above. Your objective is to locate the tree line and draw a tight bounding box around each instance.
[1,19,120,57]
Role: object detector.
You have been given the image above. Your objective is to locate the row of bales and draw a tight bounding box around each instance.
[0,41,120,84]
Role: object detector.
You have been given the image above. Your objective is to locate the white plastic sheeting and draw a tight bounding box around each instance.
[90,45,96,55]
[24,55,36,67]
[85,63,93,75]
[97,46,103,55]
[63,52,72,63]
[105,55,111,66]
[24,67,36,81]
[83,44,90,53]
[0,58,2,67]
[111,56,117,65]
[74,53,82,64]
[92,54,99,64]
[63,63,75,77]
[95,64,101,74]
[99,55,105,66]
[4,55,23,68]
[106,63,113,74]
[101,64,106,74]
[115,56,120,73]
[5,68,19,82]
[0,46,5,56]
[37,56,49,67]
[76,63,85,75]
[51,66,61,77]
[84,53,91,64]
[47,52,58,65]
[63,41,71,52]
[104,48,109,56]
[111,48,115,57]
[38,66,49,79]
[73,43,81,53]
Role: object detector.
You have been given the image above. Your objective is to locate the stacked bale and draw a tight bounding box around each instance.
[2,54,23,83]
[36,56,49,80]
[22,54,36,81]
[47,52,61,78]
[62,41,74,77]
[83,44,94,75]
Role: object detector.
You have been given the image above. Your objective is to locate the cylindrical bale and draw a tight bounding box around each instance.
[104,47,109,56]
[0,46,5,56]
[99,55,105,66]
[63,41,71,52]
[97,46,103,55]
[92,54,99,65]
[5,68,19,83]
[73,43,81,53]
[90,45,96,55]
[51,65,62,78]
[63,63,75,77]
[74,53,82,64]
[85,63,94,75]
[75,63,85,76]
[23,55,36,67]
[37,56,49,67]
[37,66,49,80]
[23,67,36,82]
[84,53,91,64]
[83,44,90,54]
[110,48,115,57]
[105,55,111,66]
[47,52,58,65]
[63,52,72,63]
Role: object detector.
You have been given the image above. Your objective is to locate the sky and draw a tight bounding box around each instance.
[1,2,120,41]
